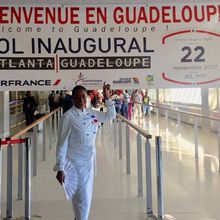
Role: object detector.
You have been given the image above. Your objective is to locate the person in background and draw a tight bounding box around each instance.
[87,90,94,107]
[122,90,130,119]
[23,91,37,126]
[48,90,55,112]
[143,90,150,116]
[117,90,124,116]
[98,91,105,126]
[62,90,73,113]
[128,90,134,120]
[59,91,64,106]
[86,91,92,108]
[132,89,142,119]
[91,90,100,109]
[53,90,61,109]
[54,83,116,220]
[111,90,122,114]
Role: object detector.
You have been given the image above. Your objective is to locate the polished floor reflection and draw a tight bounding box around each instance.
[1,114,220,220]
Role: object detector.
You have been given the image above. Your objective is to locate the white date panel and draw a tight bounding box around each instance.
[158,29,220,86]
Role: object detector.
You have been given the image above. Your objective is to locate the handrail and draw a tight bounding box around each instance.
[1,106,62,219]
[151,104,220,122]
[114,113,153,216]
[116,114,152,139]
[0,137,31,219]
[11,107,61,138]
[148,102,220,171]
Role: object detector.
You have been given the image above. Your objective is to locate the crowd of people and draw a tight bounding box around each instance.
[47,89,151,120]
[109,89,151,120]
[22,89,151,128]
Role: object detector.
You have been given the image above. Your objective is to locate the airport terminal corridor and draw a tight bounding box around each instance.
[1,112,220,220]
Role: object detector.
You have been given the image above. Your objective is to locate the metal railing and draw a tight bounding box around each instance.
[0,138,30,219]
[0,104,181,220]
[150,104,220,172]
[0,107,62,220]
[115,113,170,219]
[112,102,220,219]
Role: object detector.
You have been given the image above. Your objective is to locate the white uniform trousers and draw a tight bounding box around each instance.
[72,172,94,220]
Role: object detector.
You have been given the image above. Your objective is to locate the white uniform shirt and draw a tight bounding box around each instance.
[54,99,116,183]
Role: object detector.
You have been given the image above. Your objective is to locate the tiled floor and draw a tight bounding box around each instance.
[1,114,220,219]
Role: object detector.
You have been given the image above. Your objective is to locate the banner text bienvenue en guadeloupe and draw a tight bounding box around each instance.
[0,2,220,90]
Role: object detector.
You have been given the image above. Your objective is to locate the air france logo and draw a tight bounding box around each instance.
[0,79,61,87]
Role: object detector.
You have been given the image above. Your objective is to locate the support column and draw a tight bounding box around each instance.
[201,88,209,128]
[0,91,10,138]
[156,89,159,106]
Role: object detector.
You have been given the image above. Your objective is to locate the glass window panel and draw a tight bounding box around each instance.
[164,88,201,105]
[187,88,194,104]
[182,88,191,103]
[179,89,186,102]
[149,89,156,101]
[193,89,201,104]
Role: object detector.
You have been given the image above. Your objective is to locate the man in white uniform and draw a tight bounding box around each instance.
[54,83,116,220]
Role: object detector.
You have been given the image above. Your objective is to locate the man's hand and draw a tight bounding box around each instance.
[56,171,65,185]
[103,82,112,100]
